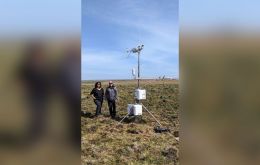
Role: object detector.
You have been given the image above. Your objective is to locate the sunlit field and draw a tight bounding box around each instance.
[81,79,179,165]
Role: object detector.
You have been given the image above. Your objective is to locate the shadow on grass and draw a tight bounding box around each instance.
[81,111,148,125]
[81,111,95,118]
[114,115,147,124]
[102,114,112,118]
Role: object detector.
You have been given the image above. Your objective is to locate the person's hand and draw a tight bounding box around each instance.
[91,94,96,100]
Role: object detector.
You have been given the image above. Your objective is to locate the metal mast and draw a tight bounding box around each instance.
[137,50,140,88]
[127,44,144,89]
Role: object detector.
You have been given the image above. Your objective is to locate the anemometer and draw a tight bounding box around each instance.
[119,45,163,128]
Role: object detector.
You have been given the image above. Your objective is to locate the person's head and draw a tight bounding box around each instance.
[95,81,101,88]
[24,40,46,68]
[109,81,113,87]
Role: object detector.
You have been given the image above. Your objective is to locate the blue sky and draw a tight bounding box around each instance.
[0,0,80,35]
[1,1,260,80]
[82,0,179,80]
[180,0,260,30]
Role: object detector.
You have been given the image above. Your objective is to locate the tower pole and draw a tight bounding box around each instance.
[137,51,140,89]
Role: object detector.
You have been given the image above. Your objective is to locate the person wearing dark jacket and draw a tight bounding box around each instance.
[90,82,104,116]
[105,81,118,119]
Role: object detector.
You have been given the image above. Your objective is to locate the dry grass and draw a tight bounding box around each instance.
[81,80,179,165]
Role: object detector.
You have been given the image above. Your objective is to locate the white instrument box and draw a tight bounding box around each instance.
[135,89,146,100]
[127,104,142,116]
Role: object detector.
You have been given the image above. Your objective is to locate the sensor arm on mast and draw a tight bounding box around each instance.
[127,44,144,89]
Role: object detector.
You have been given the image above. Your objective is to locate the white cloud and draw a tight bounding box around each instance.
[82,0,179,80]
[81,49,137,80]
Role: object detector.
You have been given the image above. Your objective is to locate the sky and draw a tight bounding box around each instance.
[180,0,260,30]
[1,1,259,80]
[82,0,179,80]
[0,0,81,35]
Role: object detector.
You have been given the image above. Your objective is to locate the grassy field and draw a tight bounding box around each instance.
[81,79,179,165]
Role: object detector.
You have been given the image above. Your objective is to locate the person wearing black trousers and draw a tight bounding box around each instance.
[90,82,104,116]
[105,81,118,119]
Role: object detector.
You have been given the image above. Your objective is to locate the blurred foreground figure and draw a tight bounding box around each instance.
[56,42,81,148]
[18,41,50,143]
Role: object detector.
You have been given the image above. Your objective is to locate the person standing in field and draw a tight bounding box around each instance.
[105,81,118,119]
[90,82,104,116]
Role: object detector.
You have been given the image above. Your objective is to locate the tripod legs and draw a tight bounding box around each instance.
[118,104,162,127]
[118,113,129,124]
[141,103,162,127]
